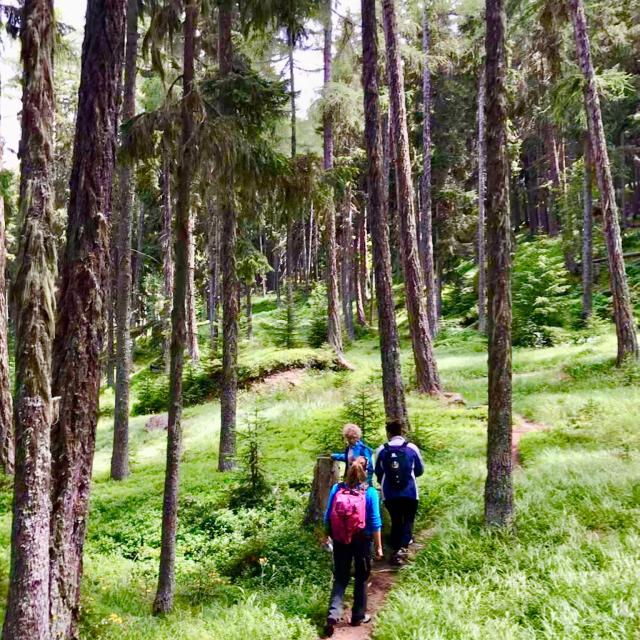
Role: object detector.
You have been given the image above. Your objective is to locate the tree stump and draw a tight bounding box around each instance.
[305,455,340,526]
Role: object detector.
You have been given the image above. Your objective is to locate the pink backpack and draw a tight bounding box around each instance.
[329,485,367,544]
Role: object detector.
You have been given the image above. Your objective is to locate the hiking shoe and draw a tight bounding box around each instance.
[324,617,337,637]
[398,547,409,557]
[350,614,371,626]
[390,552,405,566]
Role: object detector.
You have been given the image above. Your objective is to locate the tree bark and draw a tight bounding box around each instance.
[361,0,408,429]
[218,1,239,472]
[162,135,174,372]
[2,2,56,637]
[304,456,340,526]
[354,206,368,326]
[0,101,12,475]
[323,0,347,364]
[341,190,355,340]
[207,204,219,353]
[544,122,560,237]
[382,0,441,396]
[582,136,593,321]
[246,285,252,340]
[477,68,487,336]
[483,0,514,528]
[420,3,438,338]
[186,209,200,362]
[49,1,127,636]
[111,0,139,482]
[569,0,638,364]
[131,199,145,325]
[153,0,198,616]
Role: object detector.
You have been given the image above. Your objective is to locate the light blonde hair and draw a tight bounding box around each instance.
[342,423,362,440]
[345,457,367,488]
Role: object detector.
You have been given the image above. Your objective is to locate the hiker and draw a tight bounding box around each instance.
[323,457,383,636]
[331,423,375,484]
[375,420,424,565]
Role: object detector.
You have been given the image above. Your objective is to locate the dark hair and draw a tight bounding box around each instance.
[386,420,403,437]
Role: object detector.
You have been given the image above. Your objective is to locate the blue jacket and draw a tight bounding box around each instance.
[324,482,382,536]
[375,437,424,500]
[331,440,375,484]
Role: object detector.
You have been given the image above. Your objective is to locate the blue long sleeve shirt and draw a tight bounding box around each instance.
[331,440,375,484]
[323,483,382,536]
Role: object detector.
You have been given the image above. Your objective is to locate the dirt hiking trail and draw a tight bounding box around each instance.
[322,530,434,640]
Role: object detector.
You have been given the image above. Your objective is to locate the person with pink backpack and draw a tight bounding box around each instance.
[323,457,383,636]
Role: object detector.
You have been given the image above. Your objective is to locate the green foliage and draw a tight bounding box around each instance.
[340,377,385,441]
[512,236,572,347]
[264,301,303,349]
[229,409,271,510]
[304,283,328,348]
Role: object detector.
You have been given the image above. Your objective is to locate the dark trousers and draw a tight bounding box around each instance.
[384,497,418,551]
[327,536,372,623]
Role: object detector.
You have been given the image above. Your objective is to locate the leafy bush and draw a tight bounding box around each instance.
[512,236,572,346]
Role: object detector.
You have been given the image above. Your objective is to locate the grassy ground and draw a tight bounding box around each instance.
[1,296,639,639]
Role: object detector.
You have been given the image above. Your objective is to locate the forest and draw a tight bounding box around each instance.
[0,0,639,638]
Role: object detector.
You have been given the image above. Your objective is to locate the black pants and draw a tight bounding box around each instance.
[384,497,418,551]
[327,536,372,623]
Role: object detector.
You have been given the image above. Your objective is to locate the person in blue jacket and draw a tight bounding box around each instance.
[331,423,374,484]
[375,420,424,565]
[323,457,383,636]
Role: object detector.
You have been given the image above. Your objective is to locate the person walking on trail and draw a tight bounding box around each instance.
[323,457,383,636]
[375,420,424,565]
[331,423,375,484]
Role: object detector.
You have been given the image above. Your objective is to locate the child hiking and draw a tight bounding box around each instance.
[331,423,375,484]
[323,457,383,636]
[375,420,424,565]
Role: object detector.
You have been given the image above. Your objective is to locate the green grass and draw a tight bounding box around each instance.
[2,291,639,639]
[373,329,640,639]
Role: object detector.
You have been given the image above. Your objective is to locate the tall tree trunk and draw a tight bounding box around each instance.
[246,285,252,339]
[106,284,116,386]
[582,136,593,321]
[218,1,239,471]
[354,207,368,326]
[111,0,139,482]
[131,199,145,325]
[0,85,12,475]
[2,2,56,637]
[568,0,638,364]
[544,122,560,237]
[619,132,626,229]
[162,136,174,372]
[153,0,198,615]
[477,68,487,336]
[186,209,200,362]
[382,0,441,396]
[49,1,127,636]
[420,2,438,338]
[341,191,355,340]
[286,32,297,349]
[484,0,514,528]
[361,0,408,429]
[207,205,219,353]
[524,147,539,235]
[323,0,347,364]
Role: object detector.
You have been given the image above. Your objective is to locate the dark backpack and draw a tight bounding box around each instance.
[382,442,412,490]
